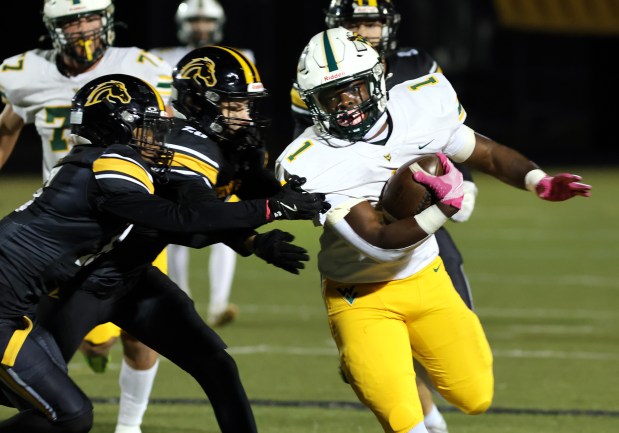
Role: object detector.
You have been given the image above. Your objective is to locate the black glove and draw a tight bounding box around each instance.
[253,229,309,274]
[267,175,330,221]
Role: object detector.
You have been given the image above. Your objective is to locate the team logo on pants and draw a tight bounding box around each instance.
[337,286,357,305]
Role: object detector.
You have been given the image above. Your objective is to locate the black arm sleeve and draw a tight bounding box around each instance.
[236,168,282,200]
[95,184,268,234]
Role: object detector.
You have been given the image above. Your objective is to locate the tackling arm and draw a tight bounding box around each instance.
[0,104,24,169]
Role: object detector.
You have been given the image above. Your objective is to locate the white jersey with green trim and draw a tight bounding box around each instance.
[275,73,471,283]
[0,47,172,180]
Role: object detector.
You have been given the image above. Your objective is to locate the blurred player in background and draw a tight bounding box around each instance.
[277,27,590,433]
[0,1,172,432]
[151,0,256,327]
[289,1,477,431]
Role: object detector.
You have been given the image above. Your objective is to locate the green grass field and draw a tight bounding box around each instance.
[0,167,617,433]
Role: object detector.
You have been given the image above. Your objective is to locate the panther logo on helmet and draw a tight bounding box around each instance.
[85,80,131,107]
[179,57,217,88]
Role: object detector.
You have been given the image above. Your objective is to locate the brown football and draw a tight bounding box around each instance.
[380,154,444,222]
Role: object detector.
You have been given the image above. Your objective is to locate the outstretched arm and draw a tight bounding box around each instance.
[463,132,538,189]
[463,132,591,200]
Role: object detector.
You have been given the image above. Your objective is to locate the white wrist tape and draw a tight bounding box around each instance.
[414,205,448,234]
[524,169,547,193]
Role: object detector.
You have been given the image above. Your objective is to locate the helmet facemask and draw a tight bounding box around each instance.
[130,112,174,174]
[176,0,226,46]
[303,66,385,142]
[215,95,270,149]
[297,27,388,143]
[44,8,114,67]
[183,17,221,47]
[325,0,401,57]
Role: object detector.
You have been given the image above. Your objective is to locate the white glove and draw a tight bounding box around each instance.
[450,180,477,223]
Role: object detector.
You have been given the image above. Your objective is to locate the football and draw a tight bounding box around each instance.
[380,154,444,222]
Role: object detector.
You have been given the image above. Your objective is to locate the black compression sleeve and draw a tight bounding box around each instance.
[96,193,268,234]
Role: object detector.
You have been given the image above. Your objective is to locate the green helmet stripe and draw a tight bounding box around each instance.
[323,31,339,72]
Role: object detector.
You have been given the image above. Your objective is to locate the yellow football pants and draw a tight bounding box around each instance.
[83,248,168,344]
[322,256,494,433]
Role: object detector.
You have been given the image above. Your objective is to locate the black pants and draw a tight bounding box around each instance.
[435,227,474,309]
[0,317,93,433]
[36,267,257,433]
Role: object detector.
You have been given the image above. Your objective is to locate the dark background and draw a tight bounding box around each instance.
[1,0,617,174]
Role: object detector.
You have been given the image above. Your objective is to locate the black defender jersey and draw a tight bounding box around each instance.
[64,121,282,298]
[0,138,271,317]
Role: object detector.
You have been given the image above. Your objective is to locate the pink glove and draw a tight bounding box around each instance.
[536,173,591,202]
[413,153,464,209]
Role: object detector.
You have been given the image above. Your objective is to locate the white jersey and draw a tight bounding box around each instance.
[151,45,256,69]
[275,73,474,283]
[0,47,173,180]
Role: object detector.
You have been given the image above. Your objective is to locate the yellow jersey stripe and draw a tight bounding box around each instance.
[1,317,33,367]
[171,153,219,185]
[93,157,154,193]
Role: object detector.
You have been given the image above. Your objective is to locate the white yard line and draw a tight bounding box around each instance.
[67,346,619,373]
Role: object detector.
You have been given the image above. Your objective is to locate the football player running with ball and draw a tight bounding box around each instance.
[276,27,590,433]
[289,1,477,430]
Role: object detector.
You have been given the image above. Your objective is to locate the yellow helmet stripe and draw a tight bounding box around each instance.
[216,46,261,83]
[141,79,166,110]
[356,0,378,6]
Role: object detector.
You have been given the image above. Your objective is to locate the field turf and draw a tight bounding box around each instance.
[0,167,617,433]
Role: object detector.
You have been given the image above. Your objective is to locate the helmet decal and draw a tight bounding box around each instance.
[180,57,217,88]
[85,80,131,106]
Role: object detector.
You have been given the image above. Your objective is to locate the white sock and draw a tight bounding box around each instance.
[407,420,430,432]
[167,244,191,295]
[208,243,237,315]
[116,358,159,427]
[424,404,446,429]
